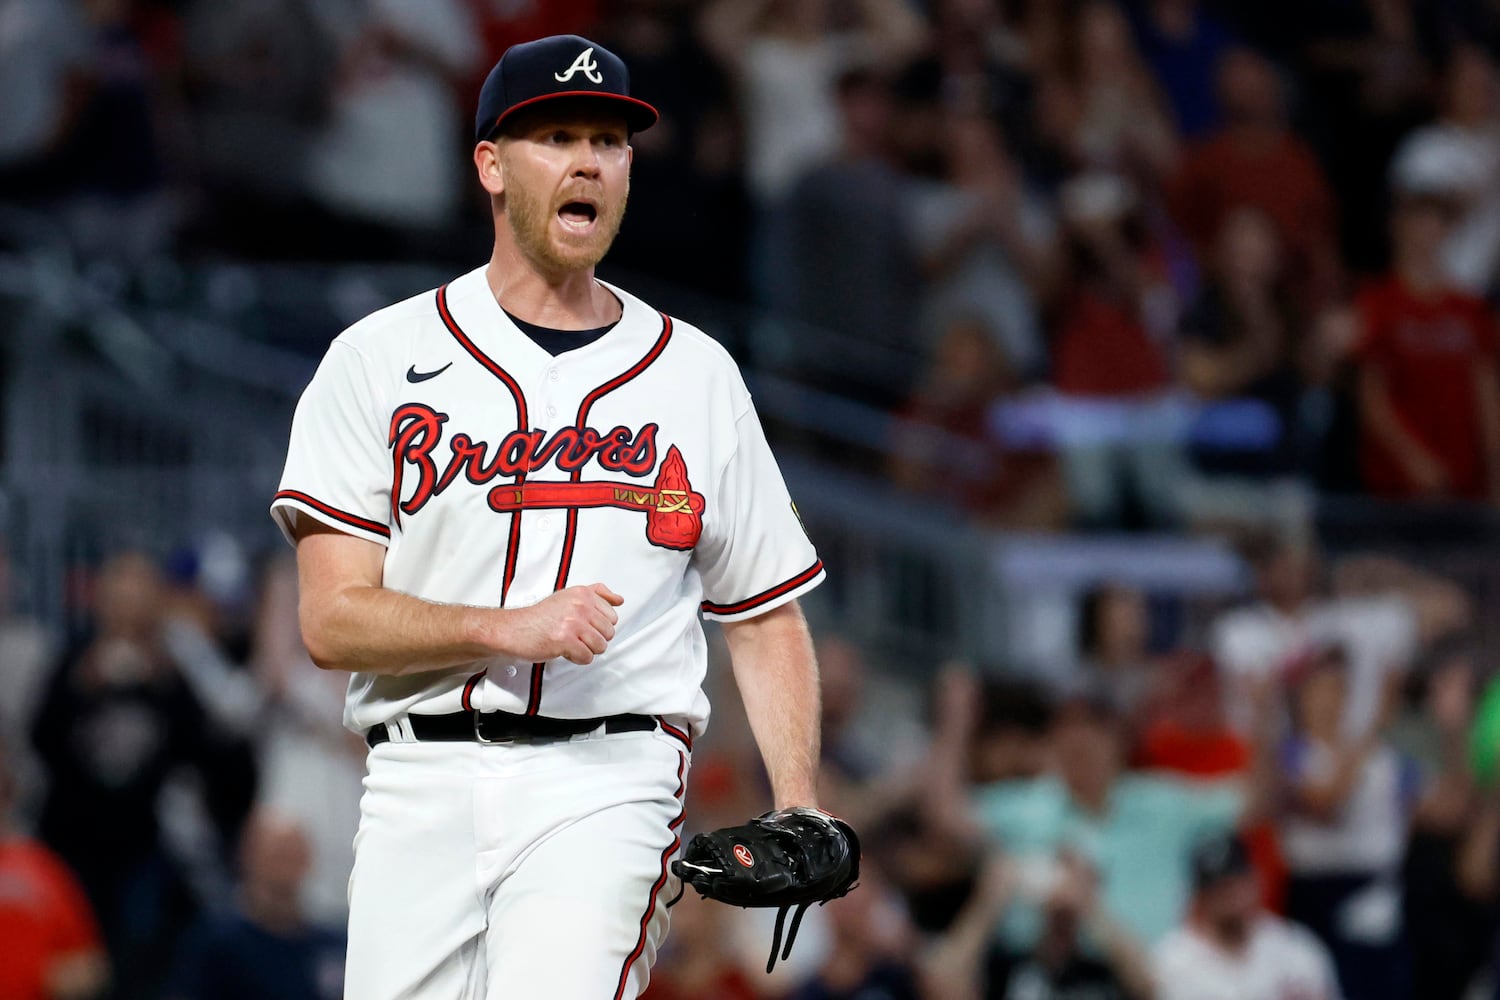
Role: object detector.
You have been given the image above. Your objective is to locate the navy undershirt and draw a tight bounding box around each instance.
[503,307,618,356]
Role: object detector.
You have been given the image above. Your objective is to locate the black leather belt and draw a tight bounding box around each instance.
[366,710,656,748]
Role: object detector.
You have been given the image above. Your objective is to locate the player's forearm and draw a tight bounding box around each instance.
[300,583,501,676]
[723,600,821,809]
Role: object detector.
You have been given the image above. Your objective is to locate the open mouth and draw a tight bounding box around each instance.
[558,201,599,231]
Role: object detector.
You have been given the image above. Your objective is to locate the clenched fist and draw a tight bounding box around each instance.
[493,583,624,664]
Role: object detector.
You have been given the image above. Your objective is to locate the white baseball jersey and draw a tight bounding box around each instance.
[1153,917,1342,1000]
[270,265,823,736]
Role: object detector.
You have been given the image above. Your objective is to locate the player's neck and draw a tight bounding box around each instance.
[485,248,619,331]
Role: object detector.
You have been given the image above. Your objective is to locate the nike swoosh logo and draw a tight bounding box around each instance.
[406,362,452,383]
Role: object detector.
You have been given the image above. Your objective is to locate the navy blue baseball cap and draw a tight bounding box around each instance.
[474,35,659,143]
[1190,832,1254,891]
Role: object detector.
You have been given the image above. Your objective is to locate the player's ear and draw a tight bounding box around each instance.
[474,141,505,197]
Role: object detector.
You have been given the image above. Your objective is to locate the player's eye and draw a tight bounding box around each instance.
[549,130,570,144]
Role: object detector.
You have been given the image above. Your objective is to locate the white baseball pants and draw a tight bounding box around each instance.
[344,725,690,1000]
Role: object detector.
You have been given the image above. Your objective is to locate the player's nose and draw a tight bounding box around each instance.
[570,142,602,177]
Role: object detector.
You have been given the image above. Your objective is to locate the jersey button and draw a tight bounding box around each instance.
[505,665,518,678]
[548,369,560,382]
[538,516,553,530]
[546,405,558,417]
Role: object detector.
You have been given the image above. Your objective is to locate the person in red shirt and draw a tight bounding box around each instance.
[1048,172,1184,529]
[1135,653,1287,914]
[1169,48,1339,308]
[1355,189,1500,501]
[0,738,108,1000]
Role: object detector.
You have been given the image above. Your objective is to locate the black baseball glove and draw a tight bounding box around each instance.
[671,806,860,972]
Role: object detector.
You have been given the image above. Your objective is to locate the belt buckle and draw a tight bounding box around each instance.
[472,711,517,744]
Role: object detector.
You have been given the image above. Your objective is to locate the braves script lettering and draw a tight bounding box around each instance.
[389,403,660,516]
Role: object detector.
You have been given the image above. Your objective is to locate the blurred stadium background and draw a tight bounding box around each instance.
[6,0,1500,998]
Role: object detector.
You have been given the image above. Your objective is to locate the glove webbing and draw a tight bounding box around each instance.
[767,900,814,974]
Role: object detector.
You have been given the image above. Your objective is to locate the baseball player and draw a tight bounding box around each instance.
[269,35,827,1000]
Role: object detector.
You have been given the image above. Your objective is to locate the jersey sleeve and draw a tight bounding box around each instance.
[270,340,393,547]
[695,401,824,622]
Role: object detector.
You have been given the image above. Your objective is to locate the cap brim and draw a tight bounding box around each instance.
[480,92,660,142]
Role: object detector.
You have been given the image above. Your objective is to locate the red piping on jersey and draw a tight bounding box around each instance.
[613,751,687,1000]
[701,559,825,617]
[657,718,693,751]
[273,490,391,539]
[435,283,531,711]
[525,312,675,716]
[551,313,674,591]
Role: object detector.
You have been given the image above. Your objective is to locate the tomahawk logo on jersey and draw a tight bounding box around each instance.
[270,266,823,737]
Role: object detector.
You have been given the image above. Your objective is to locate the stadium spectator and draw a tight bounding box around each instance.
[784,867,921,1000]
[53,0,179,261]
[30,552,212,1000]
[247,555,362,927]
[301,0,482,252]
[698,0,923,207]
[1278,644,1412,1000]
[772,66,920,397]
[1282,0,1431,277]
[597,0,749,300]
[1388,45,1500,297]
[1136,652,1246,777]
[1352,185,1500,503]
[1178,206,1306,476]
[890,315,1066,529]
[1391,638,1498,1000]
[1074,582,1159,722]
[0,735,109,1000]
[163,809,345,1000]
[815,633,881,786]
[1152,831,1340,1000]
[1044,1,1178,180]
[968,677,1055,786]
[1129,0,1239,138]
[1048,171,1185,530]
[923,849,1153,1000]
[894,0,1039,180]
[970,688,1256,949]
[177,0,338,256]
[1137,652,1290,913]
[1169,47,1340,308]
[870,669,1040,940]
[906,109,1059,377]
[1210,535,1418,737]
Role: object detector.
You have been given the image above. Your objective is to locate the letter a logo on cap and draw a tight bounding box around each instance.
[555,47,603,84]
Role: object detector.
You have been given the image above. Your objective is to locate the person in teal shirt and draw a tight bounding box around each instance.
[974,690,1248,949]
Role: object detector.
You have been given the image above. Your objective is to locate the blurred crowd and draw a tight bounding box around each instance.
[1,546,357,1000]
[668,531,1499,1000]
[6,0,1500,531]
[4,521,1500,1000]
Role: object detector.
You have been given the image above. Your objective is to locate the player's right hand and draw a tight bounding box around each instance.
[496,583,624,664]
